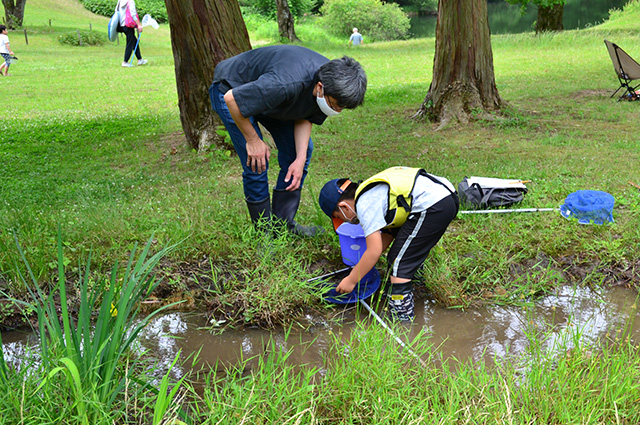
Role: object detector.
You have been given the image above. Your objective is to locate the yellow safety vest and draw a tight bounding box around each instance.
[355,167,426,228]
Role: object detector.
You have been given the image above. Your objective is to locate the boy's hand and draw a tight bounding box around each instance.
[336,276,358,294]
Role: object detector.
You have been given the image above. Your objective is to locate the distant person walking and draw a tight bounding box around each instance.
[349,28,363,46]
[115,0,148,67]
[0,25,15,76]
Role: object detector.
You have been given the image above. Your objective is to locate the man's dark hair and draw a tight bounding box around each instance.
[318,56,367,109]
[0,25,6,33]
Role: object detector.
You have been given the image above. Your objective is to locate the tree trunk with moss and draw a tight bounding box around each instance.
[164,0,252,151]
[413,0,505,129]
[2,0,26,29]
[276,0,300,42]
[536,3,563,33]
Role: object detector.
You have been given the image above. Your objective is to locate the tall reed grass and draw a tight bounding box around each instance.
[0,229,187,424]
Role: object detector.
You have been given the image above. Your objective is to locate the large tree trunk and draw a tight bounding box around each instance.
[413,0,504,129]
[2,0,27,29]
[536,3,563,33]
[164,0,252,152]
[276,0,300,42]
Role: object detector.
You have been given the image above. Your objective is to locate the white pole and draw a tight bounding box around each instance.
[359,299,427,367]
[458,208,559,215]
[312,269,426,366]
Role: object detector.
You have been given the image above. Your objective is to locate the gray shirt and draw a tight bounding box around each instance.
[350,33,363,46]
[212,45,330,125]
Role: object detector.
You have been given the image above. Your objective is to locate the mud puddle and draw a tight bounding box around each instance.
[2,285,639,376]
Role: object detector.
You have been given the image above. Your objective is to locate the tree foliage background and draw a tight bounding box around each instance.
[79,0,168,23]
[240,0,317,19]
[76,0,428,41]
[320,0,410,41]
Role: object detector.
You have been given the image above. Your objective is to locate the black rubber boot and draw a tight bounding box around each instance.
[246,197,272,232]
[271,189,324,237]
[387,282,415,322]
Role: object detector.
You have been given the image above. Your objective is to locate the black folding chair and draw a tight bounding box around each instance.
[604,39,640,101]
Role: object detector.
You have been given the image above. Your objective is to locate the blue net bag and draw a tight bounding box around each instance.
[560,190,614,225]
[322,267,381,305]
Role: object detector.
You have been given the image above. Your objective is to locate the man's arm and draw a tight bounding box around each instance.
[224,89,271,173]
[284,119,312,191]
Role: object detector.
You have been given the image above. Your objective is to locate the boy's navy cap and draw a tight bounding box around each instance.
[319,178,351,231]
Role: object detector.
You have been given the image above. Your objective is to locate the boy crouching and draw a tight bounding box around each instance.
[319,167,459,321]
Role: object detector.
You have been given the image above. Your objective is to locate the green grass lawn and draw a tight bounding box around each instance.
[1,0,639,327]
[1,2,640,424]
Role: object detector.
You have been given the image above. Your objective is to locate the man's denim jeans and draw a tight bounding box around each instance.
[209,82,314,202]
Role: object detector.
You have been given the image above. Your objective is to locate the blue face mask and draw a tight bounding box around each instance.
[316,87,341,117]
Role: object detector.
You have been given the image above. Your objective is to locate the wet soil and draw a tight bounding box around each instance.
[1,254,638,332]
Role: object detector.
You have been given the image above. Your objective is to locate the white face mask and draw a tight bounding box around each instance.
[339,203,359,225]
[316,86,341,117]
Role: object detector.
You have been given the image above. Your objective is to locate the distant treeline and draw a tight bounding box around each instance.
[79,0,169,23]
[79,0,440,27]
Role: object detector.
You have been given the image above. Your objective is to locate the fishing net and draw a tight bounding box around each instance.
[141,14,159,29]
[560,190,614,225]
[322,267,381,305]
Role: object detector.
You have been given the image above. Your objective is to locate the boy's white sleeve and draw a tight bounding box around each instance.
[356,186,389,237]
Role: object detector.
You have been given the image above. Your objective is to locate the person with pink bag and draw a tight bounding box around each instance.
[115,0,148,68]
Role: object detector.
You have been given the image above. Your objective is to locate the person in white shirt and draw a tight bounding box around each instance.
[0,25,15,76]
[115,0,148,67]
[319,167,459,321]
[349,28,363,46]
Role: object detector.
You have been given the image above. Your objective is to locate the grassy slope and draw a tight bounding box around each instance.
[7,0,176,118]
[0,0,639,325]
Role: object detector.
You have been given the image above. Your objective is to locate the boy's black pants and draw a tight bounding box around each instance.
[386,193,459,281]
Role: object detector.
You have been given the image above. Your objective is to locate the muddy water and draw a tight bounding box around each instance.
[3,286,639,375]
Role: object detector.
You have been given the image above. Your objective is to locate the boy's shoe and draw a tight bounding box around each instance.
[387,282,415,322]
[137,59,148,65]
[122,62,134,68]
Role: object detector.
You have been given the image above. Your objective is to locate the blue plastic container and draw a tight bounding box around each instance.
[336,223,366,266]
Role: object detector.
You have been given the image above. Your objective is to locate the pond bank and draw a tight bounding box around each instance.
[1,252,638,332]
